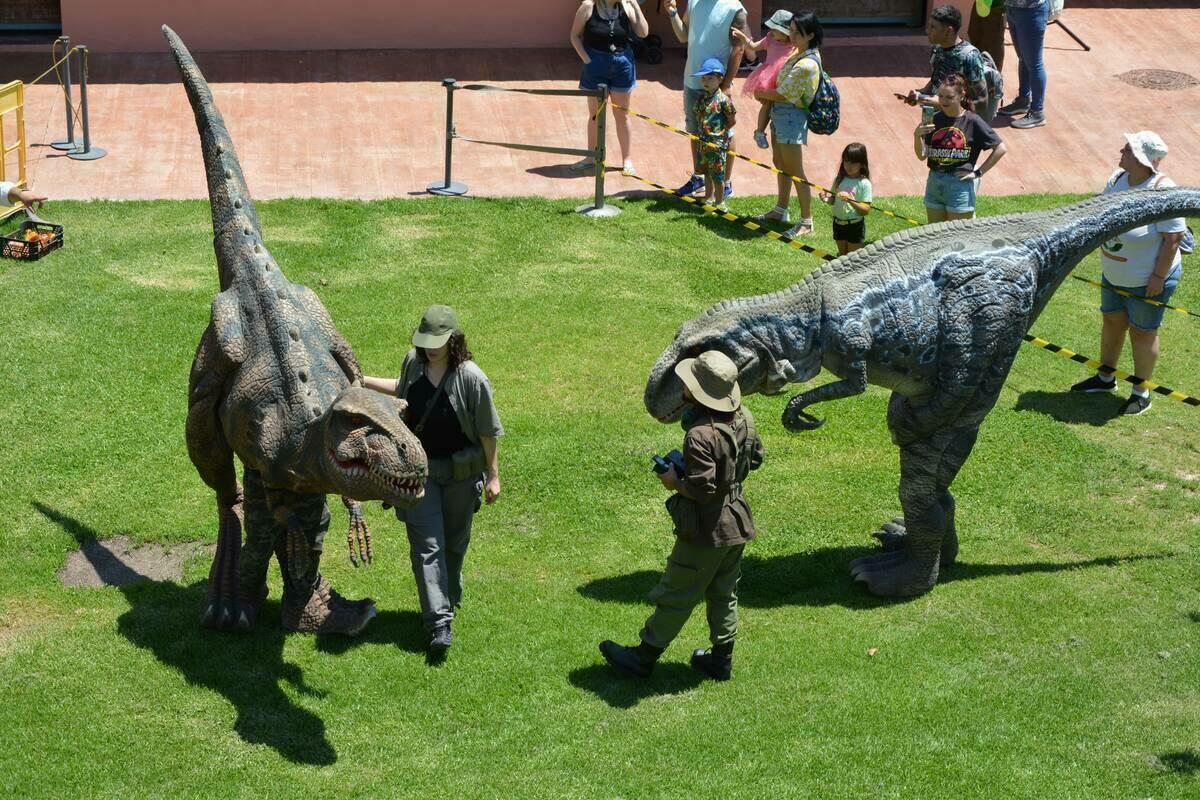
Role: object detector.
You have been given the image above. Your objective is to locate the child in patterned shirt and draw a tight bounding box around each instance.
[690,58,737,212]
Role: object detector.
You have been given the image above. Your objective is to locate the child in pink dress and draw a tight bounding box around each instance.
[738,10,796,149]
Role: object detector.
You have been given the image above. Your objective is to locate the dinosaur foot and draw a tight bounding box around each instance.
[849,550,940,598]
[282,578,377,637]
[869,517,958,566]
[201,490,261,632]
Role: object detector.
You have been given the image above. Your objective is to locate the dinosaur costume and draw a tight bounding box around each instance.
[167,27,428,634]
[644,188,1198,597]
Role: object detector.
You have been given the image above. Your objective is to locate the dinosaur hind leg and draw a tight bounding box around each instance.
[852,426,979,597]
[201,487,246,630]
[871,431,976,567]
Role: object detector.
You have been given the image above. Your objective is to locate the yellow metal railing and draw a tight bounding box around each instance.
[0,81,28,222]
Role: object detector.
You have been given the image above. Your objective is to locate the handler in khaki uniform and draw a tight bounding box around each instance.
[600,350,763,681]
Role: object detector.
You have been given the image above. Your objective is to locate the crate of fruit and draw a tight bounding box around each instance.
[1,217,64,261]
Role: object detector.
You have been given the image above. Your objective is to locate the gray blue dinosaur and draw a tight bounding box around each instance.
[645,189,1199,597]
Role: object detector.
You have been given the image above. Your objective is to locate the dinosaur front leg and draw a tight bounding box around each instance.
[782,363,867,432]
[342,496,372,567]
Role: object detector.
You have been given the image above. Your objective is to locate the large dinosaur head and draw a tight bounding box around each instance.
[645,304,822,422]
[320,386,427,507]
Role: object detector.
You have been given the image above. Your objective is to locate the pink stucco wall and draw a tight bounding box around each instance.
[61,0,762,53]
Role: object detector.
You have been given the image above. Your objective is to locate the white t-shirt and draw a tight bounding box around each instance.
[1099,170,1185,287]
[0,181,16,204]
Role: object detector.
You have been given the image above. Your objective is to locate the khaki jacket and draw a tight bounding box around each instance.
[668,406,764,548]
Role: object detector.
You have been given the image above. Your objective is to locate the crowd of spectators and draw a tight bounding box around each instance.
[565,2,1183,419]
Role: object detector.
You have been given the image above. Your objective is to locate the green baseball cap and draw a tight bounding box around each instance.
[412,304,459,349]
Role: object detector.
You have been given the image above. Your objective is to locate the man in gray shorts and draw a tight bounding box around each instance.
[664,0,750,198]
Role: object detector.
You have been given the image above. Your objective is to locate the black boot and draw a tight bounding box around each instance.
[690,641,734,681]
[599,639,663,678]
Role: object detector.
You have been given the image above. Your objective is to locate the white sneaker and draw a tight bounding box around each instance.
[621,161,637,177]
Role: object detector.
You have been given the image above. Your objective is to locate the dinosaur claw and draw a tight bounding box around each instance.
[781,407,824,432]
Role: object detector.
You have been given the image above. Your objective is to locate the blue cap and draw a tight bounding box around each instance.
[691,57,726,78]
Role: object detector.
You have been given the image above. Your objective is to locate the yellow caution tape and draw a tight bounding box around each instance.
[1069,273,1200,319]
[1022,335,1200,406]
[612,101,926,227]
[617,166,838,261]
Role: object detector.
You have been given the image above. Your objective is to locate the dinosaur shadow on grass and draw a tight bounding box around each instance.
[568,663,705,709]
[1157,750,1200,776]
[313,608,429,660]
[34,502,337,766]
[1013,390,1125,426]
[579,544,1169,610]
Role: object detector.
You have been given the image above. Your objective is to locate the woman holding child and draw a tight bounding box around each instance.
[743,10,824,238]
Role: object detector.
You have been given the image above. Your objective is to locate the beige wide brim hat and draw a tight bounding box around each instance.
[674,351,742,413]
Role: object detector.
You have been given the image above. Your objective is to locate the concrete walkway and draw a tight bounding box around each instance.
[7,3,1200,203]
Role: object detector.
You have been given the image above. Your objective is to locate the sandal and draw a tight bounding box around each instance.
[753,205,790,224]
[785,219,814,238]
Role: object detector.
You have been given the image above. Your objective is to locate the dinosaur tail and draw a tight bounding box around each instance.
[163,25,262,291]
[1034,186,1200,305]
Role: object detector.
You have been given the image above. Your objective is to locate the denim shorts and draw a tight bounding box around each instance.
[924,169,977,213]
[580,47,636,93]
[1100,265,1182,331]
[770,101,808,145]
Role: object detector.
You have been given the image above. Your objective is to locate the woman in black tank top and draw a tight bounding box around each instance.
[569,0,649,176]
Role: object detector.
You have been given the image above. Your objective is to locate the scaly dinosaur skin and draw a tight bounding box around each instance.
[166,27,427,632]
[646,188,1200,597]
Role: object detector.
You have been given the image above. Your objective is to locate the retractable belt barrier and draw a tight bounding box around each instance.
[633,163,1200,408]
[428,78,618,217]
[615,100,1197,324]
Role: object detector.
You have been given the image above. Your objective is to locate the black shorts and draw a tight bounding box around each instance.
[832,218,865,244]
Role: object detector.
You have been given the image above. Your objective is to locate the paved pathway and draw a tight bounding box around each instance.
[7,4,1200,203]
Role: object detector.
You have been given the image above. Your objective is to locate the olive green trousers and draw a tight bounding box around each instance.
[639,537,744,651]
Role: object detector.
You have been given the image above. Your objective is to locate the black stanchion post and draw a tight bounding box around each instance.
[576,84,620,218]
[427,78,468,196]
[50,36,79,152]
[68,46,106,161]
[1052,19,1090,51]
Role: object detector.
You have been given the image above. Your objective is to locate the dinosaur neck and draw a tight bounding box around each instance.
[1032,186,1199,313]
[164,25,263,292]
[706,282,824,381]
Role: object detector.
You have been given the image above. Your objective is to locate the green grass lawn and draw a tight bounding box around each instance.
[1,192,1198,799]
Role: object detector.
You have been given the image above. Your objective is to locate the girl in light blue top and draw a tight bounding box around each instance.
[818,142,872,256]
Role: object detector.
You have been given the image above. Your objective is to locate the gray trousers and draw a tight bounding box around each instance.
[396,472,483,629]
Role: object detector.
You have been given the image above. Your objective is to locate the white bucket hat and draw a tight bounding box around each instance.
[674,351,742,413]
[1124,130,1169,170]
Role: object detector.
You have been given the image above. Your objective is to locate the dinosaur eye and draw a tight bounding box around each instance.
[347,414,366,427]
